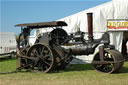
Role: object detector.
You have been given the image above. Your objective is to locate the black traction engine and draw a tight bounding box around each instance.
[15,13,125,73]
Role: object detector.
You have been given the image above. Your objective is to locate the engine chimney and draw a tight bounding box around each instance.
[87,13,93,42]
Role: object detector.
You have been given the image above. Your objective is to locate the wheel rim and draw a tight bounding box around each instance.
[93,51,116,73]
[27,44,54,73]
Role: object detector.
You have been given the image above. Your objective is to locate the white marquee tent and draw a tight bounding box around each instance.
[34,0,128,63]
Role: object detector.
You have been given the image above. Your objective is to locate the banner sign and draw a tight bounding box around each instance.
[106,19,128,31]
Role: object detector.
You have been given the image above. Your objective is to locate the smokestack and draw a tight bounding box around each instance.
[87,13,93,42]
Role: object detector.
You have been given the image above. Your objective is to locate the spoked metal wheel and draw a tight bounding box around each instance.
[27,44,55,73]
[92,50,124,73]
[50,28,68,45]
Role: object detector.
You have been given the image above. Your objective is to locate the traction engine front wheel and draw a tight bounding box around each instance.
[92,50,124,73]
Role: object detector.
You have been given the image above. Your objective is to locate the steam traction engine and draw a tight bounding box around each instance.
[16,13,125,73]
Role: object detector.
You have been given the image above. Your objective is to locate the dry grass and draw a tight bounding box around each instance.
[0,57,128,85]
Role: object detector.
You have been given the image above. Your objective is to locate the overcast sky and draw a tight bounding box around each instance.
[1,0,111,34]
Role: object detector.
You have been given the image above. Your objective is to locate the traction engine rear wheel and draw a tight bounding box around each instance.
[27,44,55,73]
[92,50,124,73]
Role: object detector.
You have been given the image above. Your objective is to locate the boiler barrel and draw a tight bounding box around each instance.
[70,46,94,55]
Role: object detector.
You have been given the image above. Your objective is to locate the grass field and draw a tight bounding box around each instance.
[0,57,128,85]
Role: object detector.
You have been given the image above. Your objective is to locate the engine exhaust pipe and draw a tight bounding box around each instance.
[87,13,93,42]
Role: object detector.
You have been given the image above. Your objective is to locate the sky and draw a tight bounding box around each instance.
[1,0,111,35]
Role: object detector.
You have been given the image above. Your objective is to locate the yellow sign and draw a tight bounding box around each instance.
[106,20,128,31]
